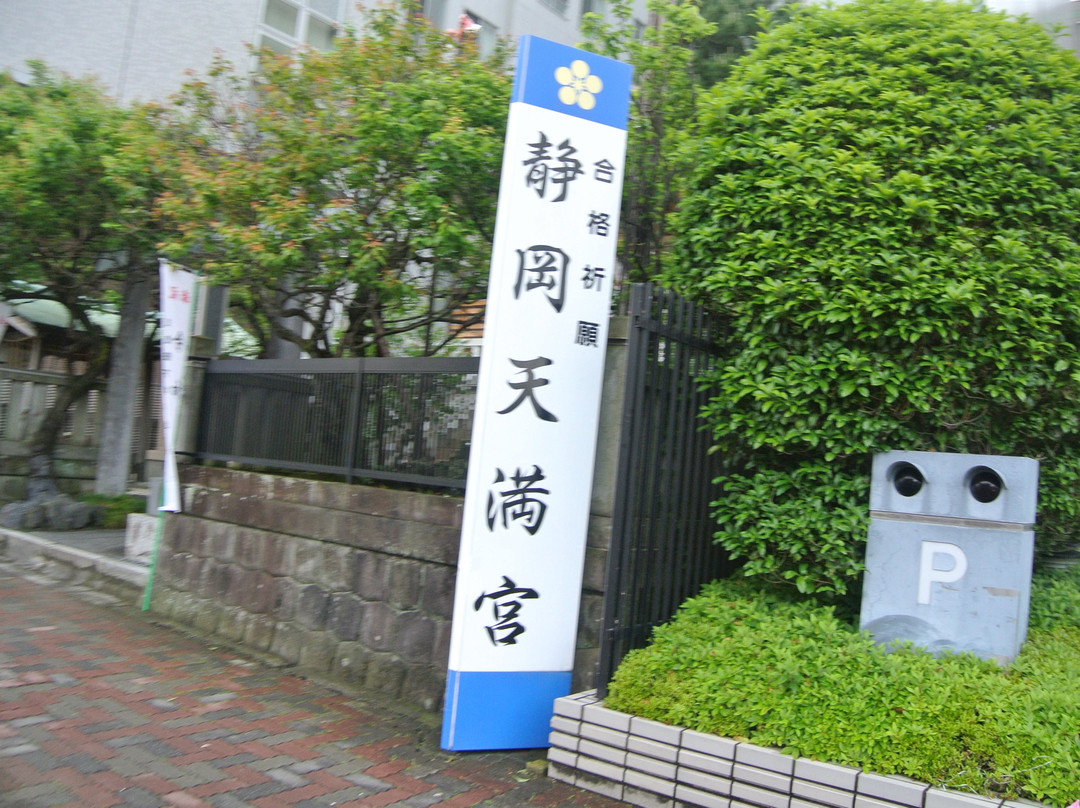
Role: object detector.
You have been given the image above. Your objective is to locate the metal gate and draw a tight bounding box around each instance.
[597,283,737,695]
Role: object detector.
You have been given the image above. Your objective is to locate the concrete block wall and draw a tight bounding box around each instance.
[148,466,612,711]
[547,692,1046,808]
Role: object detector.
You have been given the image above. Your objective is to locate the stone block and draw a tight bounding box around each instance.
[418,564,456,620]
[576,594,605,648]
[732,781,790,808]
[210,528,236,563]
[388,561,423,610]
[169,591,200,626]
[574,769,625,802]
[924,791,1003,808]
[359,601,396,652]
[676,784,732,808]
[216,608,251,644]
[207,562,235,600]
[580,722,630,750]
[225,565,255,608]
[124,514,156,564]
[401,664,445,713]
[572,648,600,695]
[148,587,177,618]
[432,620,451,668]
[273,577,299,620]
[580,738,627,767]
[791,779,855,808]
[42,495,93,530]
[320,543,352,591]
[396,611,437,663]
[328,592,363,642]
[625,770,677,800]
[554,695,588,720]
[331,641,371,686]
[583,703,633,733]
[293,540,323,584]
[678,766,733,796]
[183,555,207,593]
[549,751,579,774]
[193,601,223,635]
[364,652,406,699]
[264,534,294,577]
[270,621,303,665]
[854,796,899,808]
[630,716,683,747]
[550,731,580,752]
[242,571,277,615]
[736,744,795,777]
[794,760,859,793]
[298,630,337,674]
[628,735,680,764]
[856,774,928,808]
[551,715,581,736]
[235,528,267,570]
[628,751,678,781]
[683,731,738,761]
[577,754,626,784]
[296,584,329,631]
[242,614,276,651]
[733,764,792,794]
[352,552,389,601]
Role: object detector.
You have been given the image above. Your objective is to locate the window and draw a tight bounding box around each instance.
[541,0,569,16]
[463,10,499,58]
[421,0,446,29]
[259,0,344,53]
[581,0,605,18]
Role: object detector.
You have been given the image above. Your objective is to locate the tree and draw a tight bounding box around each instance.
[159,1,511,358]
[582,0,716,284]
[665,0,1080,595]
[692,0,792,88]
[0,64,165,497]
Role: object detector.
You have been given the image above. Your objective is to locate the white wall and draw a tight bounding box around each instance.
[0,0,263,102]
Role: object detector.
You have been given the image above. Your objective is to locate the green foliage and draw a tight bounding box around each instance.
[692,0,794,87]
[78,494,147,528]
[582,0,715,281]
[663,0,1080,593]
[606,575,1080,805]
[0,64,166,477]
[160,1,510,357]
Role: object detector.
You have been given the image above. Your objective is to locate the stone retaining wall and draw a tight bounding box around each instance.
[148,466,610,712]
[547,691,1037,808]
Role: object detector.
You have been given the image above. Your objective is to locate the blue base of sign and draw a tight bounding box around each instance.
[441,669,572,751]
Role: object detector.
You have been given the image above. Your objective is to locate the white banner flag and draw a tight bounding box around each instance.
[158,259,197,512]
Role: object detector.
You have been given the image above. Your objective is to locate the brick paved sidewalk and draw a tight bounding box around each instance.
[0,566,626,808]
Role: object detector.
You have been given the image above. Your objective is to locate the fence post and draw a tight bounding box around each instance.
[342,359,364,484]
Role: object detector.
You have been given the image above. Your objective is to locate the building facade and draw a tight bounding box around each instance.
[0,0,648,103]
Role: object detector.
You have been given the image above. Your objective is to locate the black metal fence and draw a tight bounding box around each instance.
[196,357,479,488]
[597,283,737,695]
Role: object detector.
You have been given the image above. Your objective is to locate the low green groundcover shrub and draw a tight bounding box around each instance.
[78,494,147,529]
[605,571,1080,806]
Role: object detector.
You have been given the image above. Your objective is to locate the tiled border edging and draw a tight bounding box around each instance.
[547,691,1040,808]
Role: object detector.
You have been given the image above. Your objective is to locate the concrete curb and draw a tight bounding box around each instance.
[0,526,148,601]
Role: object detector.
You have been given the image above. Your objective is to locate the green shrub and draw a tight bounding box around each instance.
[664,0,1080,595]
[605,573,1080,805]
[78,494,146,529]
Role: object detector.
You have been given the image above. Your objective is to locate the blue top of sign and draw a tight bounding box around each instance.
[512,36,632,131]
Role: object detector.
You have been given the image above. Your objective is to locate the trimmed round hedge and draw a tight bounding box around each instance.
[665,0,1080,594]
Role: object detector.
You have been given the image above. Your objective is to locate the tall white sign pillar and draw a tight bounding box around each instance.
[442,36,631,751]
